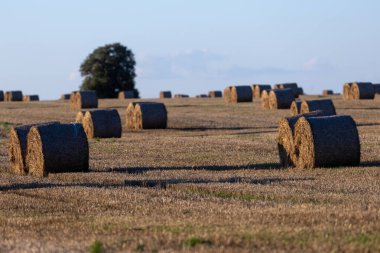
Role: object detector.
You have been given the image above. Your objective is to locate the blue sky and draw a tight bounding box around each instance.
[1,0,379,99]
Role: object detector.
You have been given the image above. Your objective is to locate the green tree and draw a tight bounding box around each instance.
[80,43,139,98]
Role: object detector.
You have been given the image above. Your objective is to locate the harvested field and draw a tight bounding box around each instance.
[0,96,380,252]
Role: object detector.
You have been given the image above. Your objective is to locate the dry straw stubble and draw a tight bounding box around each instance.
[134,103,167,129]
[294,115,360,169]
[9,122,59,175]
[83,109,122,138]
[269,89,294,109]
[27,123,89,177]
[300,99,336,116]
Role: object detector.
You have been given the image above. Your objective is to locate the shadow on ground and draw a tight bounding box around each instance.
[0,176,315,191]
[97,163,281,174]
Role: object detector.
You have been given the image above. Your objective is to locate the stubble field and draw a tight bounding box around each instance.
[0,95,379,253]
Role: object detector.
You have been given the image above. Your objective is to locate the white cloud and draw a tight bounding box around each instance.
[68,71,80,81]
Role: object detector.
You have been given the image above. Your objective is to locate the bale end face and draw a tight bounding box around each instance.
[290,101,301,116]
[261,90,270,109]
[9,129,26,175]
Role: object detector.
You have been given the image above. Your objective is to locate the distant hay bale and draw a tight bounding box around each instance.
[69,91,78,110]
[0,91,4,101]
[224,86,232,103]
[23,95,39,102]
[83,109,122,138]
[118,90,135,99]
[160,91,172,98]
[195,94,208,98]
[208,91,222,98]
[9,122,59,176]
[350,82,375,100]
[373,84,380,94]
[277,111,324,167]
[343,83,353,100]
[134,103,167,129]
[300,99,336,116]
[253,85,271,99]
[27,123,89,177]
[60,94,70,100]
[269,89,294,109]
[75,111,86,124]
[5,91,23,101]
[230,86,253,103]
[274,83,300,98]
[70,91,98,110]
[322,90,333,95]
[290,101,302,116]
[294,115,360,169]
[261,90,271,109]
[174,94,189,98]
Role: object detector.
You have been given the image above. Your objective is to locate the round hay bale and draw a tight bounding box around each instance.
[71,91,98,110]
[208,91,222,98]
[290,101,302,116]
[373,84,380,94]
[343,83,353,100]
[134,103,167,129]
[174,94,189,98]
[60,94,70,100]
[27,123,89,177]
[294,115,360,169]
[5,91,23,101]
[322,90,333,95]
[253,85,271,99]
[75,111,86,124]
[224,86,232,103]
[277,111,324,167]
[0,91,4,101]
[23,95,39,102]
[119,90,135,99]
[230,86,253,103]
[261,90,270,109]
[160,91,172,98]
[300,99,336,116]
[83,109,122,138]
[269,89,294,109]
[279,83,299,98]
[351,82,375,100]
[195,94,208,98]
[9,122,59,176]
